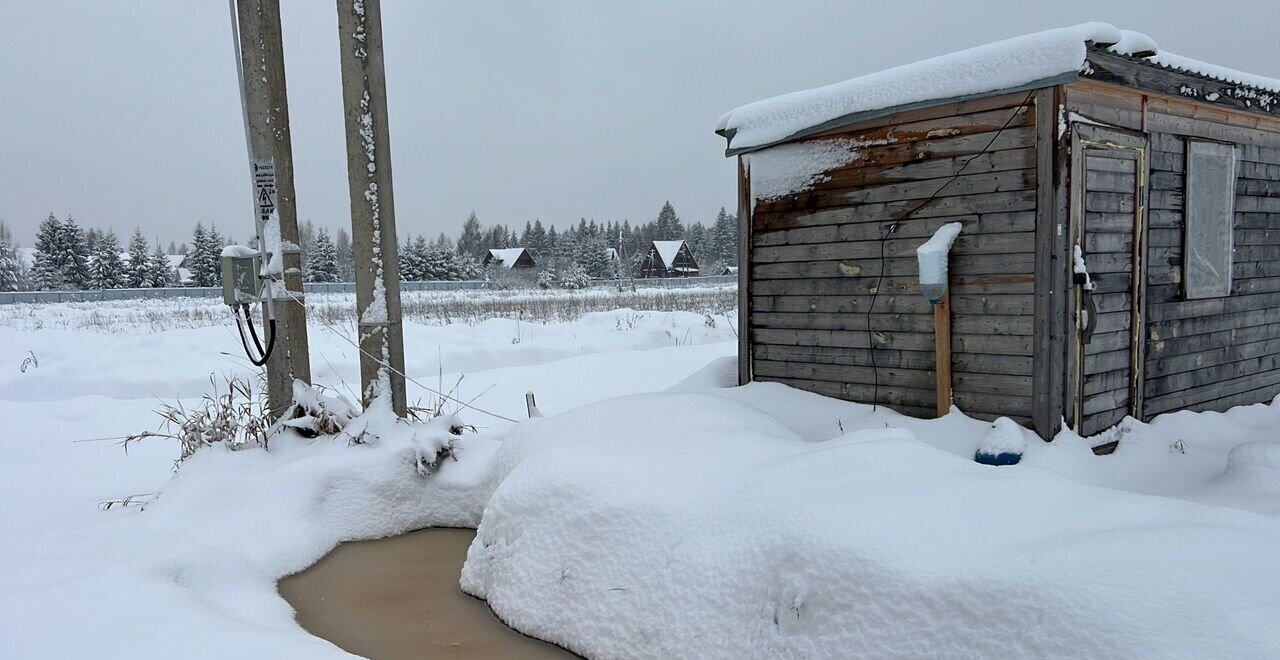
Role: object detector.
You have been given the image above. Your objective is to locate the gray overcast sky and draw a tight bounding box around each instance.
[2,0,1277,247]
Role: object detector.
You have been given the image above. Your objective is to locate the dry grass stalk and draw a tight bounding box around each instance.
[124,374,272,463]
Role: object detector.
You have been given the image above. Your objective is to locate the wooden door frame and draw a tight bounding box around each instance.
[1067,123,1150,433]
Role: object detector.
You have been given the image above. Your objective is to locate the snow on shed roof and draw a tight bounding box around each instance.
[652,240,687,266]
[486,247,530,268]
[717,22,1280,155]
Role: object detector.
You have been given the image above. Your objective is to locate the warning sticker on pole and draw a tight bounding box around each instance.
[253,160,277,224]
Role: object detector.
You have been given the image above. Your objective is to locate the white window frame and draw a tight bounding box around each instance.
[1183,139,1238,300]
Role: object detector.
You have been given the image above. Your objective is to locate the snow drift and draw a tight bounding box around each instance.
[462,388,1280,659]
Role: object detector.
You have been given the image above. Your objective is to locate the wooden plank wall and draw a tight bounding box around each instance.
[1066,81,1280,419]
[747,93,1038,422]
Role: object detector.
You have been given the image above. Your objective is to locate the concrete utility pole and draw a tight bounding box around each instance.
[235,0,312,417]
[336,0,407,415]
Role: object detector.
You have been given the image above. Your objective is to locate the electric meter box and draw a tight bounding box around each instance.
[222,254,263,306]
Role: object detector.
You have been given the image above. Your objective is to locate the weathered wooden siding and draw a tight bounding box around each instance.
[747,92,1040,422]
[1065,82,1280,420]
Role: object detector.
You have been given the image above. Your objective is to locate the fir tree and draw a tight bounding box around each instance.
[305,228,340,283]
[147,245,175,287]
[457,212,484,260]
[481,224,512,251]
[528,219,548,255]
[126,229,150,288]
[456,254,482,280]
[298,220,316,270]
[83,227,101,254]
[334,228,354,282]
[574,235,612,279]
[546,226,559,257]
[206,224,226,284]
[189,223,208,283]
[61,216,91,289]
[89,230,126,289]
[654,201,684,241]
[0,237,20,292]
[686,222,708,263]
[31,214,66,290]
[420,244,451,280]
[399,236,425,281]
[189,223,220,287]
[619,220,637,262]
[711,206,738,266]
[411,237,440,280]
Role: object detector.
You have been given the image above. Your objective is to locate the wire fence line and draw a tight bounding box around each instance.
[0,276,737,306]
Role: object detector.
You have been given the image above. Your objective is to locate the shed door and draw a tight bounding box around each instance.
[1069,125,1148,436]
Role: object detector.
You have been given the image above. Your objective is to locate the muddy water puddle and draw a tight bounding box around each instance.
[279,528,577,659]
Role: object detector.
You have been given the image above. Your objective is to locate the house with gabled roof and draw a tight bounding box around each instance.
[483,247,536,269]
[638,240,699,278]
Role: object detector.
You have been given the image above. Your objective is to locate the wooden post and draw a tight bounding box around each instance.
[235,0,312,419]
[336,0,407,415]
[736,156,752,386]
[934,290,952,417]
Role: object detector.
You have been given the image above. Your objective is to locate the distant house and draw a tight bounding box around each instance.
[483,247,536,269]
[167,254,193,286]
[638,240,699,278]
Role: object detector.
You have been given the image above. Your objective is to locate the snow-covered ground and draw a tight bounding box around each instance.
[0,303,734,658]
[2,298,1279,658]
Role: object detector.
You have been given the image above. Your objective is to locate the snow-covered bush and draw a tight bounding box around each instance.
[559,262,591,289]
[536,268,556,289]
[281,380,358,438]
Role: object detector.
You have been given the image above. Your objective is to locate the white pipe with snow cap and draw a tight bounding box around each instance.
[916,222,964,304]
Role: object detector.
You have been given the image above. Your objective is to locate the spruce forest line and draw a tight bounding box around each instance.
[0,201,738,292]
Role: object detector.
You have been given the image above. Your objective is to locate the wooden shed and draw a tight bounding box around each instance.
[638,240,700,278]
[717,23,1280,439]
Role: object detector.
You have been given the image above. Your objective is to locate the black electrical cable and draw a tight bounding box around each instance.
[865,90,1036,411]
[235,303,276,367]
[242,304,264,352]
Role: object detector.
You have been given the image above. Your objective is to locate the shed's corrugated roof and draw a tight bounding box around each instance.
[717,23,1280,156]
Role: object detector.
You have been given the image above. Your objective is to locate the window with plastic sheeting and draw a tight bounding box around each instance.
[1183,140,1237,299]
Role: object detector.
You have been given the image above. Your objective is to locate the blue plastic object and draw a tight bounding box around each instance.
[974,450,1022,466]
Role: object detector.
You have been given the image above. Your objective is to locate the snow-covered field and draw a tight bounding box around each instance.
[0,285,737,332]
[2,295,1279,659]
